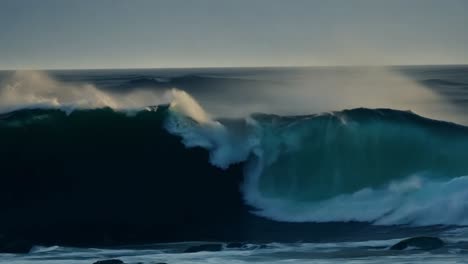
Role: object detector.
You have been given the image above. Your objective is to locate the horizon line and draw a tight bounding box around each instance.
[1,63,467,72]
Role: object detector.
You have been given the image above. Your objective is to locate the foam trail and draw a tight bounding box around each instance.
[249,175,468,225]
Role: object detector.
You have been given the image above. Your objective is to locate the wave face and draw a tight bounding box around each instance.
[167,107,468,226]
[2,103,468,228]
[0,107,254,245]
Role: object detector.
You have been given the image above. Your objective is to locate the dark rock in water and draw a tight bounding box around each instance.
[0,236,32,253]
[226,242,246,248]
[93,259,125,264]
[184,243,223,253]
[225,242,270,250]
[390,236,444,250]
[257,244,269,249]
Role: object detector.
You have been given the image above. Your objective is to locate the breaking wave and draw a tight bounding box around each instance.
[2,70,468,227]
[167,107,468,226]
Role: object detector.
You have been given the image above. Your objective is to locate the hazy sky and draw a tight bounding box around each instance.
[1,0,467,69]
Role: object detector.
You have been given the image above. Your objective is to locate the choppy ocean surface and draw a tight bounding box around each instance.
[0,65,468,263]
[4,231,468,264]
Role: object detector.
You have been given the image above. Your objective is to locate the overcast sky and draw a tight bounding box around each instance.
[0,0,467,69]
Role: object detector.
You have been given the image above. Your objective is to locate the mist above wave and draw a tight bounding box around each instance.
[0,68,465,124]
[0,71,162,113]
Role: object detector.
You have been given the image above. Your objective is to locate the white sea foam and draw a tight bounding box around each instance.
[0,239,465,264]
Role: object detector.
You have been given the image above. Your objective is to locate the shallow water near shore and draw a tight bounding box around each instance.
[3,230,468,264]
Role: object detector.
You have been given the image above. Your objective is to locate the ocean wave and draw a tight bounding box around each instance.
[2,103,468,226]
[167,106,468,226]
[2,71,468,227]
